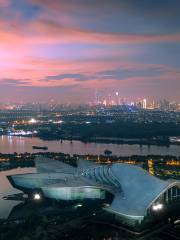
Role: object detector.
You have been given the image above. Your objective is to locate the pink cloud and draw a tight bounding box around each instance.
[0,2,179,94]
[1,52,179,89]
[1,15,180,48]
[24,18,180,45]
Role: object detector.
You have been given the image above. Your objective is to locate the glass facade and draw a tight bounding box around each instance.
[163,186,180,203]
[43,187,106,200]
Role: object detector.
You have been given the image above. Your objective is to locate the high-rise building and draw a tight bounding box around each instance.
[143,98,147,109]
[94,89,99,105]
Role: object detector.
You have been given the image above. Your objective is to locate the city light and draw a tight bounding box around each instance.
[29,118,37,124]
[33,193,41,200]
[76,203,83,207]
[152,203,163,211]
[8,130,33,136]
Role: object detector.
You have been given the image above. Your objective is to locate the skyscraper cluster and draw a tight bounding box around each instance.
[93,91,180,111]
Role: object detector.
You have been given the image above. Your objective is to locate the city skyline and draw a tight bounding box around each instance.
[0,0,180,103]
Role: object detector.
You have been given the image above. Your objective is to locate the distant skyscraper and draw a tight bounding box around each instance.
[103,99,107,106]
[108,94,112,106]
[143,98,147,109]
[115,91,119,105]
[94,89,99,105]
[158,99,170,111]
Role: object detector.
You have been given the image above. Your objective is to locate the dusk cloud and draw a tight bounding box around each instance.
[0,0,180,103]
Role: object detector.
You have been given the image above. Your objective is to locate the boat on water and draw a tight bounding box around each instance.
[32,146,48,150]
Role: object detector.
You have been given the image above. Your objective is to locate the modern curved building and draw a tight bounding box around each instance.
[7,157,180,228]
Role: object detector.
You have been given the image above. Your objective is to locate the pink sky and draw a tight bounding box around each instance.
[0,0,180,103]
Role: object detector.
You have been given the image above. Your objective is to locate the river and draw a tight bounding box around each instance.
[0,135,180,156]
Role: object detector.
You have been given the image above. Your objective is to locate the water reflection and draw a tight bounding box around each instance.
[0,136,179,156]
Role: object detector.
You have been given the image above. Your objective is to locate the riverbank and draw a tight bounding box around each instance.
[38,136,173,146]
[2,133,175,146]
[0,151,180,178]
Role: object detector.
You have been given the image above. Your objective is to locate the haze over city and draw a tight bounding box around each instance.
[0,0,180,103]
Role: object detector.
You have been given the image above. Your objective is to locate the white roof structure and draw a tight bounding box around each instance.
[77,158,96,169]
[108,163,179,218]
[7,157,180,226]
[34,156,76,174]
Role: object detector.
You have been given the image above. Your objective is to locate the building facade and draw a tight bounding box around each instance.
[8,157,180,229]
